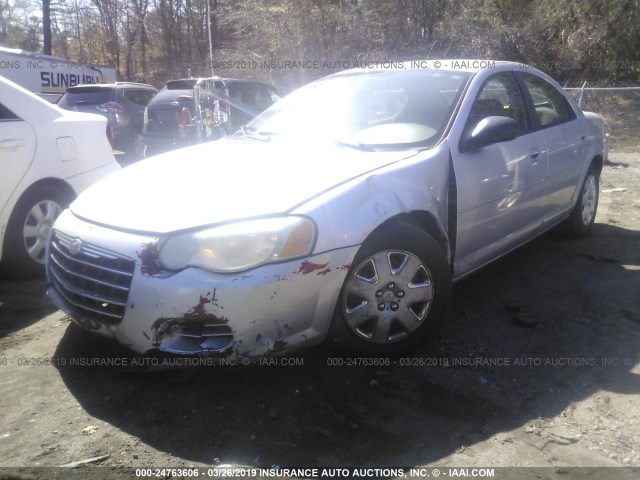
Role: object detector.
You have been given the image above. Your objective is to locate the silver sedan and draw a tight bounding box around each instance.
[46,60,606,357]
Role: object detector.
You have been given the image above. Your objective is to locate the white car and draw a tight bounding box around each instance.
[0,75,120,277]
[46,61,606,357]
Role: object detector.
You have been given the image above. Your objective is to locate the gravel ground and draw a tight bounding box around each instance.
[0,152,639,480]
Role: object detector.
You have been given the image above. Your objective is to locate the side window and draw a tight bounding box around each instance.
[124,89,154,106]
[0,103,19,121]
[467,72,529,134]
[142,91,156,105]
[521,73,574,128]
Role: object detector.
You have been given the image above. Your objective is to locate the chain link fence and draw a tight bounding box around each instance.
[564,85,640,152]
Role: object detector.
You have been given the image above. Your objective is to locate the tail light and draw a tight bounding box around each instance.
[97,102,124,113]
[176,108,191,127]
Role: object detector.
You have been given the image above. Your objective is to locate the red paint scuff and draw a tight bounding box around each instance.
[184,290,224,319]
[138,242,160,276]
[296,260,330,275]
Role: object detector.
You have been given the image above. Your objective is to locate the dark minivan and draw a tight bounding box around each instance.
[142,77,282,156]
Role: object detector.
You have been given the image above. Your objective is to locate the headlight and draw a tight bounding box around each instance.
[158,216,316,273]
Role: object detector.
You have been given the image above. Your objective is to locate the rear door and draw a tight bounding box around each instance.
[122,88,156,132]
[0,102,37,218]
[451,71,549,273]
[519,72,585,219]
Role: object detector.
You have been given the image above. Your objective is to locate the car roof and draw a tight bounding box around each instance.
[334,59,523,75]
[164,77,278,88]
[150,89,194,103]
[65,82,157,92]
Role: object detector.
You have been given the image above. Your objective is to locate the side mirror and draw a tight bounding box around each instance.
[459,116,519,152]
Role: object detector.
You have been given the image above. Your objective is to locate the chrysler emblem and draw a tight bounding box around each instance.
[69,239,84,255]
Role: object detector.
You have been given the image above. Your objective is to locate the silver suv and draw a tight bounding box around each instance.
[58,82,158,158]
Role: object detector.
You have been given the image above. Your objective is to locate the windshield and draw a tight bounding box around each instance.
[245,69,471,150]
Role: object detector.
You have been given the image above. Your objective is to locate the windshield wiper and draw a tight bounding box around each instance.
[334,140,376,152]
[240,125,273,142]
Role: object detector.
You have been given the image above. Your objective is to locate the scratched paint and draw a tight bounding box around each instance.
[138,242,160,276]
[271,339,288,353]
[150,317,180,347]
[296,260,330,275]
[76,316,103,331]
[183,290,227,321]
[151,291,230,348]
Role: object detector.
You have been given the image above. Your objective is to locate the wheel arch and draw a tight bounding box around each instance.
[329,212,453,354]
[366,211,451,265]
[1,178,76,261]
[590,154,604,176]
[13,177,76,209]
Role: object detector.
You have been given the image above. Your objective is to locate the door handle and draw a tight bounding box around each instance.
[529,148,540,160]
[0,139,23,151]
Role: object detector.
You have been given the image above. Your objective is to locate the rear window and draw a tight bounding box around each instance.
[123,89,156,106]
[165,80,198,90]
[152,108,184,123]
[148,97,195,119]
[59,88,112,107]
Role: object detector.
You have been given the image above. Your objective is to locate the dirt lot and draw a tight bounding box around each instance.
[0,152,639,480]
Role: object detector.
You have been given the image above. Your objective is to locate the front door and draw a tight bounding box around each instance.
[451,72,549,274]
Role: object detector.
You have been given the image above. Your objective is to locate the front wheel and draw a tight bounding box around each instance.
[562,167,599,238]
[329,221,452,355]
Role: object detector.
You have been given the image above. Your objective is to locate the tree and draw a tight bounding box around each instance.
[43,0,51,54]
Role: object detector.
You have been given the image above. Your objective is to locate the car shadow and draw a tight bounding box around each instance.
[0,276,58,337]
[53,222,640,467]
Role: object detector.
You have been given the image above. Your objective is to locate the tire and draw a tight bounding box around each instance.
[2,186,70,278]
[329,221,452,355]
[562,167,599,238]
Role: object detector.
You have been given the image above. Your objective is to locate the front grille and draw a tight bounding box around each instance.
[48,230,136,324]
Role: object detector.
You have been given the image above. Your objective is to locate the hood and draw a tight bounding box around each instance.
[70,138,418,234]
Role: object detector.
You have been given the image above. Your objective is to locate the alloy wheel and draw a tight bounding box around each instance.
[22,199,63,264]
[343,250,433,344]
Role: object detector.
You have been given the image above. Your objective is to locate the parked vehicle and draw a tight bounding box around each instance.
[143,77,282,156]
[58,82,158,157]
[46,61,606,358]
[0,76,120,277]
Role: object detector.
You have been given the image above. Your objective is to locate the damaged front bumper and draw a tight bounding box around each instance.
[46,210,356,357]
